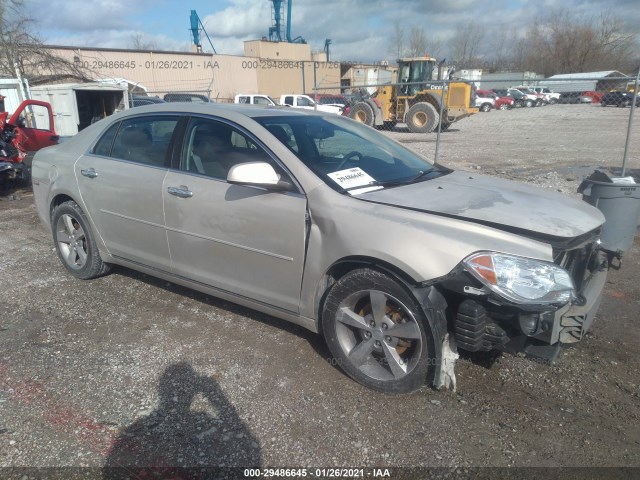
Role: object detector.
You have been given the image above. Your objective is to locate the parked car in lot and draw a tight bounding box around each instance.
[164,92,212,103]
[531,87,560,104]
[558,92,583,104]
[581,91,603,103]
[475,90,495,112]
[600,91,640,107]
[234,94,278,106]
[512,86,546,106]
[306,93,351,116]
[31,104,609,393]
[507,87,542,107]
[479,90,514,110]
[504,89,532,108]
[129,95,166,108]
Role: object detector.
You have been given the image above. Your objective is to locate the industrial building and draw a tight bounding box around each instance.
[36,42,341,103]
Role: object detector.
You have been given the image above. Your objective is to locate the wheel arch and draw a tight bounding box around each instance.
[49,193,77,220]
[315,256,448,387]
[314,255,443,329]
[48,191,111,259]
[409,93,441,112]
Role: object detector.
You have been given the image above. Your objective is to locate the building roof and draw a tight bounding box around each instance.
[547,71,628,79]
[540,71,630,92]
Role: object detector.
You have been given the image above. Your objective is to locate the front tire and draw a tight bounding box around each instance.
[321,268,436,393]
[51,200,111,279]
[406,102,439,134]
[480,103,492,112]
[349,102,375,127]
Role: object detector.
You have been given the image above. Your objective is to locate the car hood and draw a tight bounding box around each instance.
[359,171,604,239]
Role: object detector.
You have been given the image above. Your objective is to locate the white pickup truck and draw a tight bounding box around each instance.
[280,94,343,114]
[234,94,278,106]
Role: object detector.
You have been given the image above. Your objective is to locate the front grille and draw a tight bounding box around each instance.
[553,232,604,296]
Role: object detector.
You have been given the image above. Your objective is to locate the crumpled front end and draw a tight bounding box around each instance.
[441,229,608,362]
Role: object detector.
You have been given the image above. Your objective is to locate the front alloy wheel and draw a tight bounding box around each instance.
[322,269,436,393]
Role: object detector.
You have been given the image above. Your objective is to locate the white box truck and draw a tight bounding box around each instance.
[29,83,129,137]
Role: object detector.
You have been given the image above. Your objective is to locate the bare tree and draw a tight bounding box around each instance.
[131,32,157,51]
[511,9,637,76]
[407,26,427,57]
[451,22,485,67]
[403,26,443,59]
[1,0,89,82]
[389,20,405,60]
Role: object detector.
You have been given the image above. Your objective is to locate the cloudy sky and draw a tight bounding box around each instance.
[29,0,640,63]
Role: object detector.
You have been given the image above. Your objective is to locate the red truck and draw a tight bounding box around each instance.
[0,99,59,185]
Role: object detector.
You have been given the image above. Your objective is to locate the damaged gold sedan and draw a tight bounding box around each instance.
[32,104,608,393]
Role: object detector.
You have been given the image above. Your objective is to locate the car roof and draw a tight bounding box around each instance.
[113,102,328,120]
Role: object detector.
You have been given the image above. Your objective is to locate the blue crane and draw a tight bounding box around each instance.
[190,10,217,54]
[268,0,306,44]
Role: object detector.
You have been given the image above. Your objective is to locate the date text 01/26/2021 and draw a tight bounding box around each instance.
[243,468,391,478]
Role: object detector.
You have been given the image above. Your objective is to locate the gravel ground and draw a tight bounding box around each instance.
[0,104,639,476]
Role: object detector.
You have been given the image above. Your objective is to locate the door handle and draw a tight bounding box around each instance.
[167,186,193,198]
[80,168,98,179]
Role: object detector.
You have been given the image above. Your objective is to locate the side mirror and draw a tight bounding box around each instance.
[227,162,292,191]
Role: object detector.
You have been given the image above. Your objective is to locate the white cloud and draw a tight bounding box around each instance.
[30,0,640,64]
[45,30,190,52]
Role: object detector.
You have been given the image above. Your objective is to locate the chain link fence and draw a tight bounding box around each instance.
[129,72,640,182]
[304,75,640,180]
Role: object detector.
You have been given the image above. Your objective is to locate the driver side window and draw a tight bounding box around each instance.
[181,118,293,184]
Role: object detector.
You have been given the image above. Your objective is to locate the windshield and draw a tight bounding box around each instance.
[254,115,446,194]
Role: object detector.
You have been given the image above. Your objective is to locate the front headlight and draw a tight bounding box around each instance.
[463,252,575,305]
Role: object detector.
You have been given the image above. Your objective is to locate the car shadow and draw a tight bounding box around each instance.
[102,361,261,479]
[111,266,332,362]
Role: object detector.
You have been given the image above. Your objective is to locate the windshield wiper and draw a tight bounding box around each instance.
[341,165,452,193]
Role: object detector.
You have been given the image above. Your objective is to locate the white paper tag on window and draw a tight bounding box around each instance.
[327,167,377,191]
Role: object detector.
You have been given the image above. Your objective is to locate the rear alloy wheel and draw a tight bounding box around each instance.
[322,268,436,393]
[525,99,534,108]
[406,102,439,134]
[349,102,375,127]
[498,103,509,110]
[480,103,492,112]
[51,200,111,279]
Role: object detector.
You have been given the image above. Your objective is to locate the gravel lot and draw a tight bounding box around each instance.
[0,104,639,476]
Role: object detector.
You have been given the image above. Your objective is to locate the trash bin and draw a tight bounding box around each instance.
[579,172,640,255]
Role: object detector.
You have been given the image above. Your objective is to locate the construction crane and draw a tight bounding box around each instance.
[268,0,305,44]
[324,38,332,61]
[190,10,217,54]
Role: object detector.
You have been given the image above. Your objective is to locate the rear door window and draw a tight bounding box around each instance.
[109,116,179,166]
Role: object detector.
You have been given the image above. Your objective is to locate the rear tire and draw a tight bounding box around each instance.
[51,200,111,280]
[349,102,375,127]
[406,102,439,134]
[480,103,492,112]
[322,268,437,393]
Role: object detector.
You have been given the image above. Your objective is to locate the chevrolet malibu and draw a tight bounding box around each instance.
[32,104,609,393]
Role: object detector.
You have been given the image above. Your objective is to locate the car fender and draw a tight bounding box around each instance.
[299,185,553,323]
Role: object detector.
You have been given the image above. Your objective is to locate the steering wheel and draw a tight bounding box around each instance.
[336,151,363,170]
